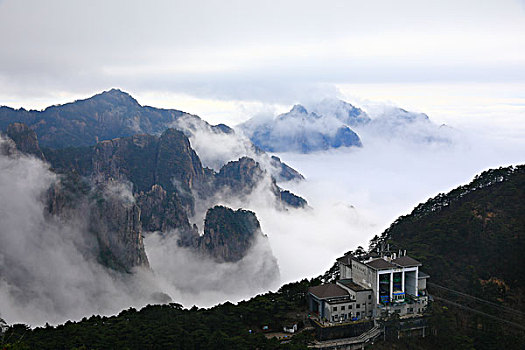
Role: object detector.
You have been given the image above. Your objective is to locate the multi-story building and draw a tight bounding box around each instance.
[308,250,429,323]
[308,279,373,323]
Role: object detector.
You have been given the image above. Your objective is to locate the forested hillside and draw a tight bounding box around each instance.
[0,280,317,350]
[380,165,524,310]
[372,165,525,349]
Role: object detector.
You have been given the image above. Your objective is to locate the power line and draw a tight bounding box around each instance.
[433,296,525,332]
[428,282,525,317]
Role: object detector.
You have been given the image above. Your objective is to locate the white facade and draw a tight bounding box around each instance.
[337,253,429,318]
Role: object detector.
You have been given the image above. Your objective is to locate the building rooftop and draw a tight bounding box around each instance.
[337,279,371,292]
[308,284,349,299]
[418,271,430,279]
[336,254,353,265]
[392,256,422,267]
[365,258,397,270]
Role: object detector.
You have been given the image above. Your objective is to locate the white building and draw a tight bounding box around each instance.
[308,251,429,323]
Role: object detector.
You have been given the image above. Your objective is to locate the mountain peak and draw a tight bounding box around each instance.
[94,88,140,106]
[290,104,308,114]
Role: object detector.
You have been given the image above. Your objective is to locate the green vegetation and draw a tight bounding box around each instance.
[371,165,525,349]
[1,280,318,349]
[380,165,525,310]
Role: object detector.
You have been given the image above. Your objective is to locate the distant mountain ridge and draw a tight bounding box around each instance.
[239,103,363,153]
[0,88,304,183]
[0,89,193,148]
[239,98,452,153]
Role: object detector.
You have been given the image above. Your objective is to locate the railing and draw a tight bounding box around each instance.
[308,325,382,348]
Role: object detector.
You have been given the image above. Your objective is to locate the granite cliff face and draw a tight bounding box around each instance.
[5,122,45,160]
[196,206,262,262]
[0,89,308,274]
[0,89,304,184]
[45,174,150,272]
[4,124,303,269]
[90,182,149,271]
[214,157,307,208]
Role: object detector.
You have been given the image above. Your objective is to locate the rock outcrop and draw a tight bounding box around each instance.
[214,157,307,208]
[5,122,45,160]
[196,206,262,262]
[45,175,150,272]
[136,184,199,246]
[5,120,304,268]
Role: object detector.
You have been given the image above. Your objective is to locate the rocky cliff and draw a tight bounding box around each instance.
[4,124,303,268]
[46,174,150,272]
[5,122,45,160]
[196,206,262,262]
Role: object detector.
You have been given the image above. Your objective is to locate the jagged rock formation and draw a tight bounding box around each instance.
[5,122,45,160]
[216,157,266,194]
[45,130,306,213]
[90,183,149,271]
[270,155,304,181]
[215,157,307,208]
[3,124,304,268]
[196,206,262,262]
[136,184,199,246]
[0,89,303,183]
[46,174,150,272]
[0,86,309,271]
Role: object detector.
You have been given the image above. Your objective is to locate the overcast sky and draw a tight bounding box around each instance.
[0,0,524,126]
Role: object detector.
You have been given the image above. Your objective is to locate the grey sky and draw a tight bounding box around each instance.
[0,0,524,112]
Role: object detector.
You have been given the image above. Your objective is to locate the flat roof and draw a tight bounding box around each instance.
[308,284,349,299]
[336,254,353,265]
[418,271,430,279]
[392,256,422,267]
[337,279,371,292]
[365,258,397,270]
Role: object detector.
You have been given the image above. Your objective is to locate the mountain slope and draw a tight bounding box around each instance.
[0,89,304,183]
[0,89,190,148]
[378,165,525,310]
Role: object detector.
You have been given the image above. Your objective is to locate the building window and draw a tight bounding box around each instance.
[333,306,337,312]
[356,304,360,309]
[368,295,371,299]
[341,305,345,311]
[349,304,352,309]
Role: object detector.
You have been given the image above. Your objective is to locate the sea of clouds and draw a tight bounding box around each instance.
[0,96,523,327]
